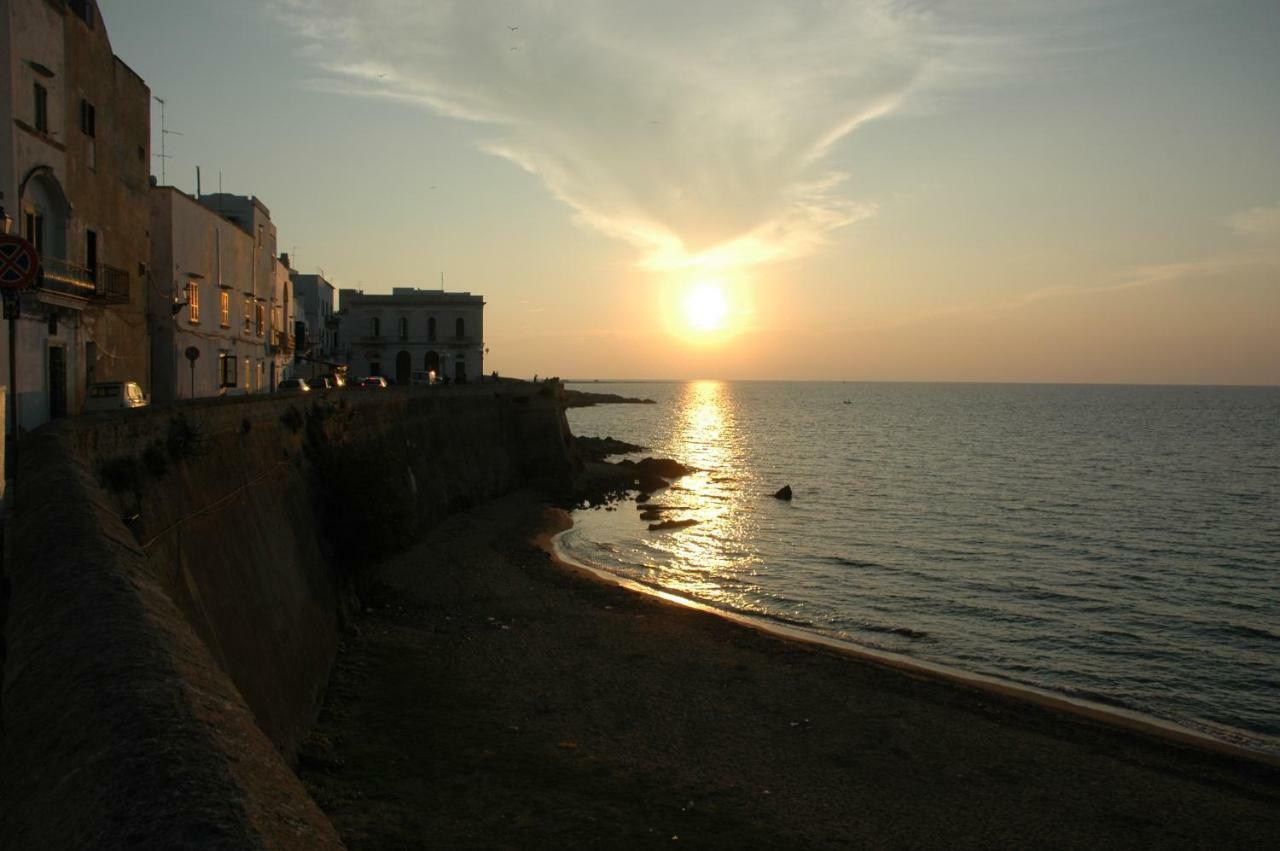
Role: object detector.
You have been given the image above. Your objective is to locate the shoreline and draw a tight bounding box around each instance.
[299,490,1280,847]
[545,520,1280,769]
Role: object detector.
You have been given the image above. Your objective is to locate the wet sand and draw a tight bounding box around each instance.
[298,491,1280,848]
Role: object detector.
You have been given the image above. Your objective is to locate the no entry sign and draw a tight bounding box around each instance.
[0,234,38,291]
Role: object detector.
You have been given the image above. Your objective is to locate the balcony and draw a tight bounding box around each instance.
[36,257,131,303]
[38,257,96,298]
[96,264,130,302]
[272,329,294,355]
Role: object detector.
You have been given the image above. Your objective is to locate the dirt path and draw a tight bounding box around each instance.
[298,492,1280,849]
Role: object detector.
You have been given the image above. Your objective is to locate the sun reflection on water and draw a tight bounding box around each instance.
[652,381,762,602]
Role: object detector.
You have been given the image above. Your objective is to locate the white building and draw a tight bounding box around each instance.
[1,0,151,432]
[337,287,484,385]
[149,188,295,401]
[286,265,339,382]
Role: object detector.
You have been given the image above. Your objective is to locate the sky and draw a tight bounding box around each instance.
[99,1,1279,383]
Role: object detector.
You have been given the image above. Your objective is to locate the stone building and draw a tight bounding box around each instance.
[149,188,294,401]
[337,287,484,385]
[0,0,150,431]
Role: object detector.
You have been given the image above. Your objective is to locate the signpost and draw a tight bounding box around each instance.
[0,230,40,504]
[185,346,200,399]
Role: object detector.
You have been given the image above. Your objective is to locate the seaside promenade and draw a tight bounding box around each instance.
[299,490,1280,848]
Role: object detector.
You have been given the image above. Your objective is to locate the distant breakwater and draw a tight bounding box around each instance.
[0,384,576,848]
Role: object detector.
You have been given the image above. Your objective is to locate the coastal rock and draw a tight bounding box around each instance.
[563,389,658,408]
[774,485,793,501]
[575,435,648,463]
[648,518,699,532]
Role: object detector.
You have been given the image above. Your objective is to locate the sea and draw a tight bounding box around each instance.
[559,381,1280,755]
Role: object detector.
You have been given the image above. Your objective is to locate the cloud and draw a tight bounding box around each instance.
[1227,203,1280,239]
[274,0,1003,272]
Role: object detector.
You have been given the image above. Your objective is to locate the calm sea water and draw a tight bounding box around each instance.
[561,381,1280,753]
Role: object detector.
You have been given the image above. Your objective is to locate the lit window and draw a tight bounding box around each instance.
[187,281,200,323]
[255,302,265,336]
[220,291,230,327]
[243,296,252,333]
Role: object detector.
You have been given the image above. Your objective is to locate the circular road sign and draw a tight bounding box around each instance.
[185,346,201,362]
[0,234,39,291]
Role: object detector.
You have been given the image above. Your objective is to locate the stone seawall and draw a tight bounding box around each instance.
[0,384,576,847]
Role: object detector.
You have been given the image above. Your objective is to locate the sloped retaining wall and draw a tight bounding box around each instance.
[0,385,575,847]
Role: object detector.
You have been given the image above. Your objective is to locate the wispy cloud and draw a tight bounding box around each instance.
[274,1,1012,272]
[1227,203,1280,239]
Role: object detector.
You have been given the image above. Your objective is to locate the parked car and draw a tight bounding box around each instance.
[310,376,334,391]
[277,378,311,392]
[359,376,388,389]
[84,381,149,412]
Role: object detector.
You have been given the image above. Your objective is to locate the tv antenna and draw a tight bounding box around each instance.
[153,96,183,185]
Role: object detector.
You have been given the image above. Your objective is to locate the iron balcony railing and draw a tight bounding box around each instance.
[96,263,130,302]
[272,329,294,354]
[37,257,131,302]
[39,256,96,297]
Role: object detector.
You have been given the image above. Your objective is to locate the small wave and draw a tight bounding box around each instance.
[1222,623,1280,644]
[852,621,930,640]
[826,556,883,569]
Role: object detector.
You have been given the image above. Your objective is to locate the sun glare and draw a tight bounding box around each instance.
[684,284,729,332]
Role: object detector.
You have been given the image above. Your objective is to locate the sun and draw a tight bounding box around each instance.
[684,283,729,332]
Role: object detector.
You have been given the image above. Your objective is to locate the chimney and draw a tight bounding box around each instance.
[280,252,291,269]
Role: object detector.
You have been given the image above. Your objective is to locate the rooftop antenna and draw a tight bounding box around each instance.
[153,96,182,185]
[440,270,445,291]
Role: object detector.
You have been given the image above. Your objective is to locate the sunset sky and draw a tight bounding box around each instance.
[100,1,1279,384]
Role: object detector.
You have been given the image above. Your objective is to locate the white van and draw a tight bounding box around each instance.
[85,381,149,412]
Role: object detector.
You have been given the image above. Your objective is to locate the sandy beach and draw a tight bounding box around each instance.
[298,490,1280,848]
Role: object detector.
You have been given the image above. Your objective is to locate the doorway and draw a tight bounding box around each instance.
[49,345,67,419]
[395,350,411,386]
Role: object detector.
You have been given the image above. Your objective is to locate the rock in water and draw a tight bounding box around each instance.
[648,518,699,532]
[774,485,793,501]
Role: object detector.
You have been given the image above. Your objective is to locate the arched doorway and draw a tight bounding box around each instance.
[395,350,411,386]
[424,350,439,378]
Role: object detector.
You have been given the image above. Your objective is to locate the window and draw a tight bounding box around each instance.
[80,100,96,137]
[34,83,48,133]
[219,352,237,388]
[220,291,230,327]
[24,211,45,254]
[427,316,436,341]
[371,317,381,337]
[243,296,252,333]
[187,281,200,323]
[255,301,265,336]
[86,230,97,282]
[456,317,465,339]
[399,317,408,340]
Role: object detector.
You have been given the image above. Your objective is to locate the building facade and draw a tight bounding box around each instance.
[337,287,484,385]
[1,0,150,431]
[286,265,339,382]
[149,188,294,401]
